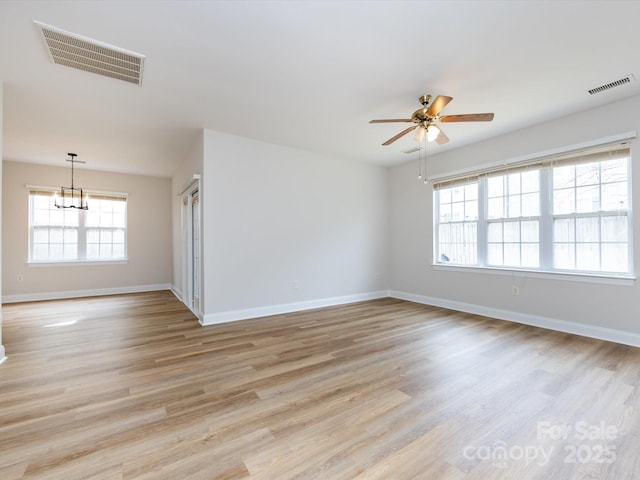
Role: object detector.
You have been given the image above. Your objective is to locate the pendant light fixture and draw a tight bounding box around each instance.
[54,152,89,210]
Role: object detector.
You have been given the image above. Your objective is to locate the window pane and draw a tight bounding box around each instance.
[488,197,503,219]
[49,244,64,260]
[576,185,599,212]
[488,244,503,265]
[87,229,100,243]
[34,195,52,209]
[601,182,627,210]
[439,203,452,222]
[113,202,126,215]
[465,200,478,221]
[464,183,478,200]
[33,244,49,260]
[554,188,574,214]
[521,221,539,242]
[112,244,125,259]
[86,211,99,227]
[439,224,451,243]
[521,192,539,217]
[64,209,79,226]
[600,159,627,183]
[439,188,451,204]
[488,176,503,197]
[507,195,521,218]
[100,230,113,244]
[451,203,464,221]
[100,213,113,227]
[576,243,599,270]
[554,165,575,189]
[554,218,574,242]
[100,244,113,259]
[576,163,599,186]
[521,244,539,267]
[63,244,77,260]
[521,171,539,193]
[33,228,49,243]
[504,243,520,266]
[50,210,64,226]
[554,244,575,269]
[33,209,50,226]
[50,229,63,243]
[601,244,627,272]
[113,213,126,228]
[87,244,100,259]
[487,223,502,242]
[576,217,599,242]
[113,229,126,243]
[601,215,627,242]
[504,222,520,242]
[508,173,521,194]
[64,229,78,243]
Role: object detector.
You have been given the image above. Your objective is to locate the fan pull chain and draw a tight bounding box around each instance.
[423,133,428,184]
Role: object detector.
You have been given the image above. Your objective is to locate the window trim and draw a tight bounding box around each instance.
[27,185,128,265]
[432,134,635,281]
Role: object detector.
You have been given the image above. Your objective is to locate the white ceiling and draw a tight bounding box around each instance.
[1,1,640,178]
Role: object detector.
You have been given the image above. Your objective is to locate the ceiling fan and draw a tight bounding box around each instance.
[369,94,494,146]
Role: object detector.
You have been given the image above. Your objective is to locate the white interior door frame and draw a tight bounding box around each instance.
[180,177,201,320]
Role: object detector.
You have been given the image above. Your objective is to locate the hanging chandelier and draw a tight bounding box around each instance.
[54,152,89,210]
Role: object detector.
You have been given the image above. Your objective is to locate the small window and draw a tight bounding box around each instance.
[29,189,127,263]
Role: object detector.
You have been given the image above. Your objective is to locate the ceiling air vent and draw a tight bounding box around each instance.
[588,75,634,95]
[34,20,145,85]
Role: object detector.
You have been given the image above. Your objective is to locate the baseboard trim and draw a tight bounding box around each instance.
[170,285,183,302]
[200,290,389,326]
[2,284,173,304]
[389,290,640,348]
[0,345,6,365]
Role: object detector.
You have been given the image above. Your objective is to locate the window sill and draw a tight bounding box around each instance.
[432,263,636,286]
[28,259,128,267]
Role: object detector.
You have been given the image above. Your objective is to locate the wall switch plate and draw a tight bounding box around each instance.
[512,285,520,296]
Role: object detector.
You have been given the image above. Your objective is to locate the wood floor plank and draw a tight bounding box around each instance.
[1,291,640,479]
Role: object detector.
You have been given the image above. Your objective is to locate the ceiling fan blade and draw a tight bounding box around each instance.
[426,95,453,117]
[439,113,494,122]
[382,126,416,145]
[436,128,449,145]
[369,119,413,123]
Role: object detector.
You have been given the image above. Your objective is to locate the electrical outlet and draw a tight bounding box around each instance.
[17,275,24,282]
[292,280,299,289]
[512,285,520,296]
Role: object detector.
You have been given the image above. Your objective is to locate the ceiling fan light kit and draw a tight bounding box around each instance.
[370,94,495,183]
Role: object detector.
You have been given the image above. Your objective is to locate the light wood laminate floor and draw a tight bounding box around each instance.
[1,291,639,479]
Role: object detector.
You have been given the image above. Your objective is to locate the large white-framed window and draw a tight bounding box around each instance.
[433,141,632,278]
[28,188,127,263]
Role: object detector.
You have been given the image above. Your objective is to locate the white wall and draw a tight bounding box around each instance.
[0,83,4,361]
[200,129,388,323]
[389,93,640,344]
[2,161,173,301]
[171,130,204,304]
